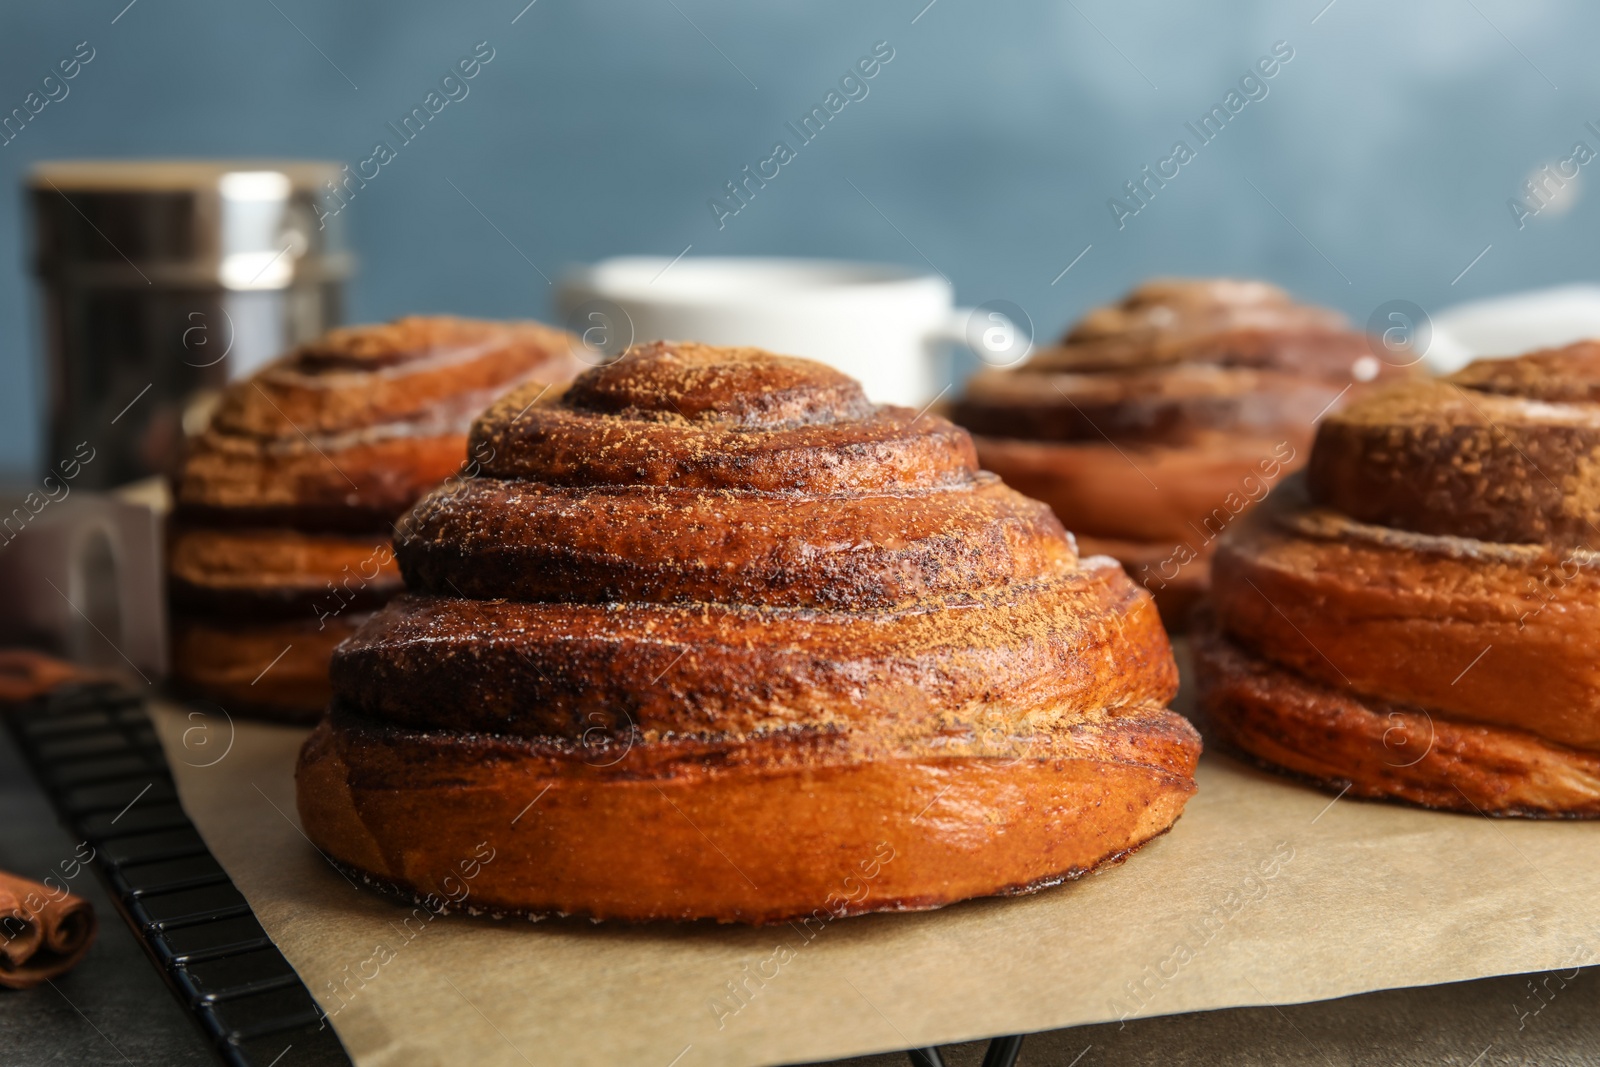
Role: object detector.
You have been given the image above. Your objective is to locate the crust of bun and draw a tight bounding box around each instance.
[1211,483,1600,751]
[298,704,1198,924]
[1194,619,1600,817]
[1309,343,1600,548]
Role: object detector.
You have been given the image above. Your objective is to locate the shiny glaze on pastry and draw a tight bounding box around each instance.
[298,342,1200,923]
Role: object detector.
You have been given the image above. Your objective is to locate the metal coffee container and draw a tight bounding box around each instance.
[30,160,354,489]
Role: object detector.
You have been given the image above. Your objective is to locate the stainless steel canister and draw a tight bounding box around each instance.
[30,160,354,489]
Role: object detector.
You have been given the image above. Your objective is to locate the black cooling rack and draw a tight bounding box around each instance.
[4,682,350,1067]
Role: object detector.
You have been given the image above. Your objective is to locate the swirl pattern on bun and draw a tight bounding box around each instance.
[1195,341,1600,815]
[296,341,1200,924]
[169,316,579,719]
[950,279,1409,626]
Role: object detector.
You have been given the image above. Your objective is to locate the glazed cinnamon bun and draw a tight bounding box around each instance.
[950,279,1410,626]
[1195,341,1600,816]
[169,316,579,720]
[296,341,1201,924]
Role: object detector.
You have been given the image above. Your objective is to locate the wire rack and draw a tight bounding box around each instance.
[5,682,350,1067]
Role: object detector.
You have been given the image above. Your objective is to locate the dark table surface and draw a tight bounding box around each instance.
[4,714,1596,1067]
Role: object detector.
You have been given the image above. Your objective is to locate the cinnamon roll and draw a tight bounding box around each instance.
[169,316,580,720]
[1195,341,1600,816]
[950,279,1410,627]
[296,341,1201,924]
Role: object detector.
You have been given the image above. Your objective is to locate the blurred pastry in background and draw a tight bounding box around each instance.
[949,278,1413,627]
[169,316,580,721]
[1195,341,1600,816]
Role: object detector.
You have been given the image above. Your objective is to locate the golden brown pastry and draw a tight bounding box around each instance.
[950,279,1410,627]
[296,341,1201,924]
[169,316,580,720]
[1195,341,1600,816]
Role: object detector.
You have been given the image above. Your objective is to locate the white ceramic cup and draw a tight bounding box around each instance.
[555,256,1029,407]
[1427,284,1600,373]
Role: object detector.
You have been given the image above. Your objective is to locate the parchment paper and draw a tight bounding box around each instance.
[151,667,1600,1067]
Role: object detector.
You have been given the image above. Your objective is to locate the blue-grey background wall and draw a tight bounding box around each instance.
[1,0,1594,475]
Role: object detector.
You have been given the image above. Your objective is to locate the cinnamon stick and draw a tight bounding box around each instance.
[0,869,97,989]
[0,649,105,704]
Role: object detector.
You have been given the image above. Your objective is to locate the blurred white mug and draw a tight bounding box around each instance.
[1427,284,1600,374]
[555,256,1029,407]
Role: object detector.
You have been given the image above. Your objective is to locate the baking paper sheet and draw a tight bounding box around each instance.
[151,671,1600,1067]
